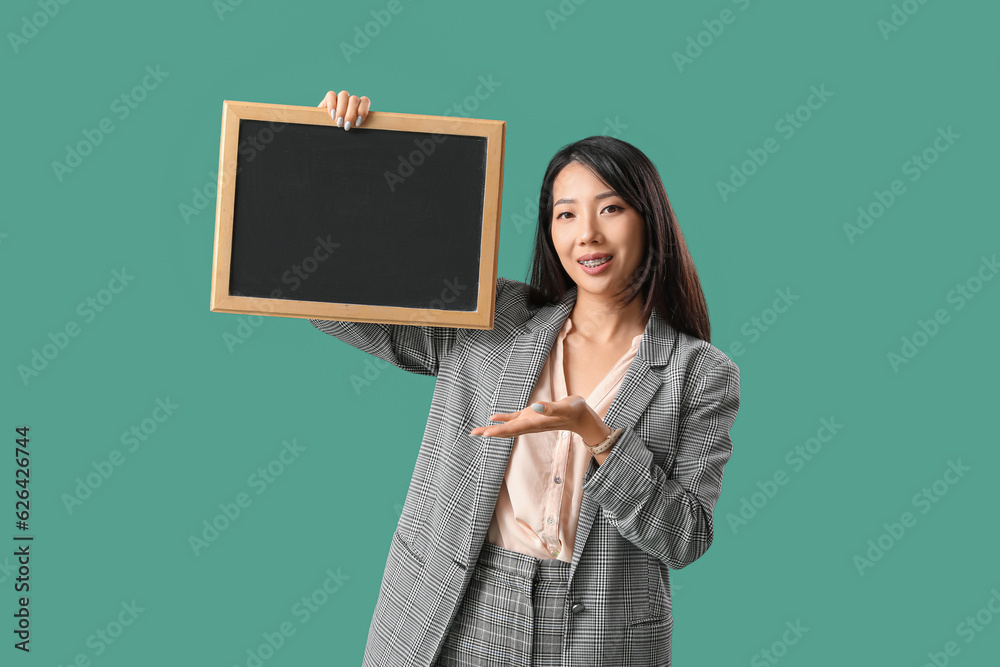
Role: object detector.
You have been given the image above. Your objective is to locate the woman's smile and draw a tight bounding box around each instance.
[578,255,613,274]
[551,161,646,294]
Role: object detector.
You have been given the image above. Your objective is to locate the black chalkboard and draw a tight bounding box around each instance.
[210,101,505,328]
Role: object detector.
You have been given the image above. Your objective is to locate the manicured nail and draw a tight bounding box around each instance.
[344,121,351,131]
[531,403,545,413]
[330,109,336,120]
[336,116,343,127]
[355,115,363,127]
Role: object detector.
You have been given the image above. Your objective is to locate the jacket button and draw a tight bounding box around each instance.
[571,603,585,614]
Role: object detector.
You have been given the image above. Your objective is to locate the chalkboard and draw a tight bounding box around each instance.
[210,100,505,328]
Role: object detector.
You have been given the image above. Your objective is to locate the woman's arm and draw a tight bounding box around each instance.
[306,317,461,377]
[307,276,510,377]
[581,357,741,569]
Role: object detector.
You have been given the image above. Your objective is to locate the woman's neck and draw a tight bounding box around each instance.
[568,288,649,345]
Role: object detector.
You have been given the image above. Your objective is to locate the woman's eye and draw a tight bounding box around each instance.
[556,205,622,220]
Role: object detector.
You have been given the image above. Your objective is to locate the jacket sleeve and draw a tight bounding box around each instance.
[580,357,740,569]
[306,318,461,377]
[306,278,508,377]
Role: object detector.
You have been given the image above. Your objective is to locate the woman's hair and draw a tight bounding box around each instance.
[526,135,712,342]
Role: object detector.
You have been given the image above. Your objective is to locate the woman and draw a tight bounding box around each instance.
[311,90,741,667]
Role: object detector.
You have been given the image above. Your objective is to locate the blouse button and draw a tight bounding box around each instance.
[554,476,562,484]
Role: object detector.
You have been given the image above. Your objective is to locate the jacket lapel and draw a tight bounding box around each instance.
[569,310,676,583]
[460,289,576,566]
[463,284,678,578]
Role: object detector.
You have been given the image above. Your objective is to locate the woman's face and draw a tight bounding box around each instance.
[550,161,646,298]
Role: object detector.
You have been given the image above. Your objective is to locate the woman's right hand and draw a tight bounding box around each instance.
[317,90,371,131]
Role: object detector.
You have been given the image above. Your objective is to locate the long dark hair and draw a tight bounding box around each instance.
[526,135,712,343]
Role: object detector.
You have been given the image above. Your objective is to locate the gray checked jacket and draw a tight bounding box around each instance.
[308,276,741,667]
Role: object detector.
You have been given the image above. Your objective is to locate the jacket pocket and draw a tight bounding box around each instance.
[393,528,427,566]
[624,615,672,666]
[647,554,671,621]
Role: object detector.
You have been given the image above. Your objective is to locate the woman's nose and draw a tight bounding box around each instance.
[578,214,602,242]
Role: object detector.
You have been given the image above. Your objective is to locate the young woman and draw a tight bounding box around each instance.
[311,90,741,667]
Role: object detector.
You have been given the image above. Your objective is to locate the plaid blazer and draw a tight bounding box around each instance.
[308,276,740,667]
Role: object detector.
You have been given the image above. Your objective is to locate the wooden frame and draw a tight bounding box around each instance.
[210,100,506,328]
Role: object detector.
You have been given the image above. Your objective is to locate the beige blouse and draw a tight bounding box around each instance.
[485,315,643,562]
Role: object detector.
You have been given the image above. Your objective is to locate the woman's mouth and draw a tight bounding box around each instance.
[578,256,613,274]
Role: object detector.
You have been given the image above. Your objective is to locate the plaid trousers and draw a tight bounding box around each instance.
[433,541,572,667]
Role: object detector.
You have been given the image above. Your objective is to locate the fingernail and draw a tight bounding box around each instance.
[531,403,544,413]
[336,116,343,127]
[355,115,363,127]
[330,109,336,120]
[344,121,351,131]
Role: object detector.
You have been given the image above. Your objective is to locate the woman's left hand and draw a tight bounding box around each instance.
[470,395,606,442]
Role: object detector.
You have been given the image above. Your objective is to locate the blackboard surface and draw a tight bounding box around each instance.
[228,119,486,311]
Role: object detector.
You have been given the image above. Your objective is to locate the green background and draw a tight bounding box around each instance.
[4,0,998,664]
